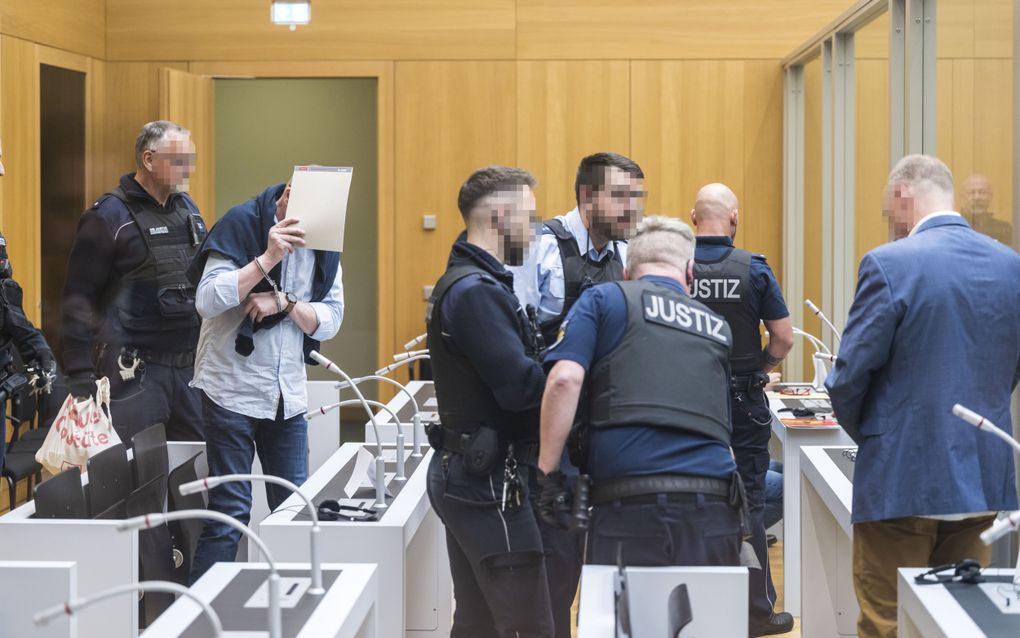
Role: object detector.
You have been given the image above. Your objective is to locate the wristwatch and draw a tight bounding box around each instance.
[283,292,298,315]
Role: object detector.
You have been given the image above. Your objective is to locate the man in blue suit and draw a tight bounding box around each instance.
[827,154,1020,638]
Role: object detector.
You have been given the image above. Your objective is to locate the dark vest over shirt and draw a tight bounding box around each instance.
[539,218,624,345]
[105,186,207,346]
[426,263,540,440]
[692,247,762,374]
[588,280,733,445]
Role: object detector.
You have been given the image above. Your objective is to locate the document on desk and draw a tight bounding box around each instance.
[286,165,353,252]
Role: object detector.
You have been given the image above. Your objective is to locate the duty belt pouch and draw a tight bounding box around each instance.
[157,284,197,318]
[729,472,752,539]
[462,426,501,477]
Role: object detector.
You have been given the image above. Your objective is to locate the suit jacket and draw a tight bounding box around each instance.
[827,214,1020,523]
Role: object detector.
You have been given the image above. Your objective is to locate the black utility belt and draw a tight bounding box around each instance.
[430,424,539,466]
[99,343,196,369]
[731,371,770,389]
[591,473,738,507]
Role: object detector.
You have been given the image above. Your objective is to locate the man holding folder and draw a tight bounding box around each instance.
[185,180,344,581]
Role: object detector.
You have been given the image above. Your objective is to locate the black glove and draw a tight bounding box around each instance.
[535,469,571,530]
[30,351,57,391]
[67,373,96,400]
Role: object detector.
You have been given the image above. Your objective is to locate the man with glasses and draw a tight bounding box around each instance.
[61,120,208,442]
[512,151,644,638]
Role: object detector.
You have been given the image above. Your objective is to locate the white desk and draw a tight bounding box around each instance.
[362,380,436,444]
[898,568,1018,638]
[576,565,748,637]
[143,562,378,638]
[0,561,77,638]
[769,391,853,616]
[800,445,859,637]
[0,442,208,637]
[260,443,451,638]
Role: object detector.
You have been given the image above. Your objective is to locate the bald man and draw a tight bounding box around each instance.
[961,174,1014,247]
[690,183,794,636]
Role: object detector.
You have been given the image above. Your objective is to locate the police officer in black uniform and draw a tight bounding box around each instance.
[690,183,794,636]
[426,166,554,637]
[61,121,207,442]
[511,152,644,638]
[0,140,57,472]
[536,215,746,570]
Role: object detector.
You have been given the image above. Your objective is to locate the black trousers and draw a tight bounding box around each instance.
[98,349,204,443]
[588,491,742,566]
[427,450,554,638]
[536,490,585,638]
[730,376,777,620]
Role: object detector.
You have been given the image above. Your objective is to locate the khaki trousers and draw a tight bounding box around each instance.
[852,515,995,638]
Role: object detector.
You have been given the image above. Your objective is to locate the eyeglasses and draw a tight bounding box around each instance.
[779,387,811,396]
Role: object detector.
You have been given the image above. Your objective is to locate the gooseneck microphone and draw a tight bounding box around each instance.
[805,299,842,344]
[180,474,325,595]
[119,510,282,638]
[335,374,426,457]
[35,581,223,636]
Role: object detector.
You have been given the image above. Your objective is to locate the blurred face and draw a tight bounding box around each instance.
[883,182,915,240]
[141,131,196,193]
[962,176,992,214]
[494,185,538,267]
[584,167,645,241]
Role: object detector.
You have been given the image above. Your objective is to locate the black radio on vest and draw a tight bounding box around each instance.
[539,218,624,345]
[692,247,763,374]
[105,186,207,336]
[587,280,733,445]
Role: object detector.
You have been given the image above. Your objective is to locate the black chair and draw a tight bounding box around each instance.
[86,443,131,517]
[6,383,37,444]
[667,583,693,638]
[91,498,126,520]
[34,467,87,519]
[127,473,175,627]
[2,450,42,511]
[130,423,168,490]
[166,451,206,585]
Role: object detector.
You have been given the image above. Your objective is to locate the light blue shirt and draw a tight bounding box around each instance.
[191,250,344,420]
[511,207,627,323]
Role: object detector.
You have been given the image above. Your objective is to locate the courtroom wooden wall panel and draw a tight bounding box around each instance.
[1,35,41,321]
[741,60,785,277]
[106,0,516,61]
[517,0,856,60]
[516,61,631,219]
[159,68,215,224]
[854,59,891,266]
[802,57,824,373]
[632,61,746,219]
[0,0,105,59]
[393,61,516,362]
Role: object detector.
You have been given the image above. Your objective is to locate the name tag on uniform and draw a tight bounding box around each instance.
[149,226,169,236]
[642,292,729,344]
[691,277,742,302]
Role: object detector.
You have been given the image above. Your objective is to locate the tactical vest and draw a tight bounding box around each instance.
[692,247,762,374]
[588,280,732,445]
[539,218,625,345]
[106,187,207,340]
[426,262,540,438]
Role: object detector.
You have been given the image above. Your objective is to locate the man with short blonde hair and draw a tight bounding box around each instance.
[829,154,1020,637]
[537,215,744,573]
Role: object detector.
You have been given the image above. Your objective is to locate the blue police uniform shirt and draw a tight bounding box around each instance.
[543,274,737,482]
[695,236,790,322]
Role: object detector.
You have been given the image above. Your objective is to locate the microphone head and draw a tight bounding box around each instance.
[179,478,211,495]
[805,299,821,314]
[117,514,159,531]
[309,350,329,366]
[952,404,982,426]
[33,604,67,626]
